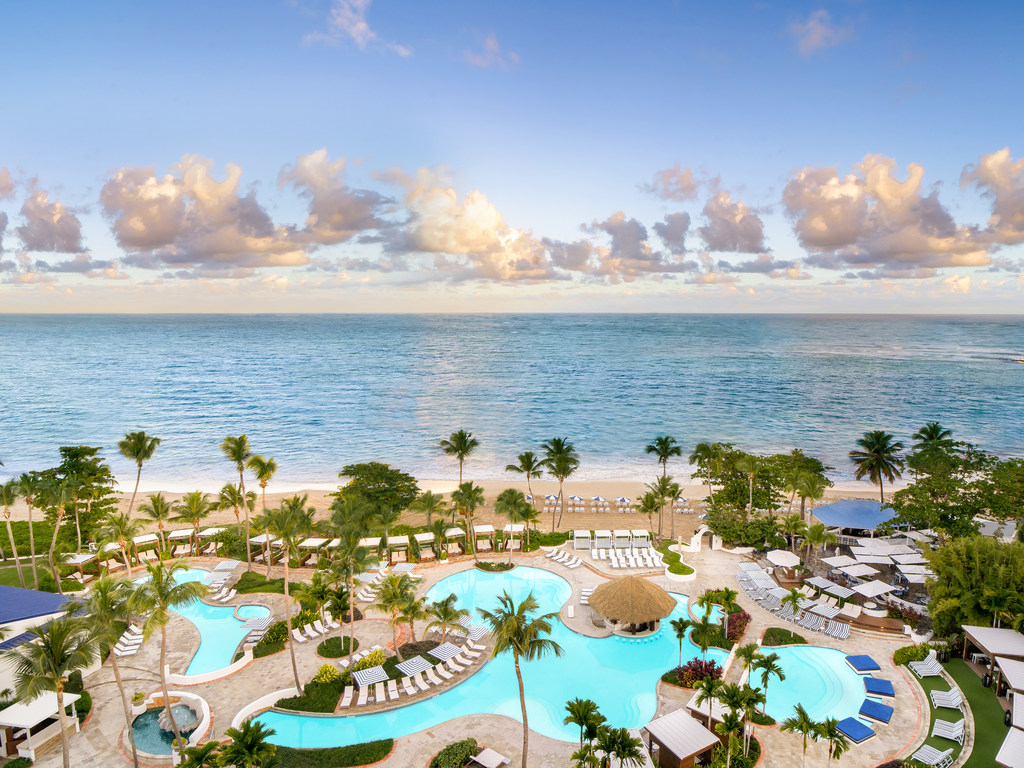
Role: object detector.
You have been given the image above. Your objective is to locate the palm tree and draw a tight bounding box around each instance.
[118,430,161,517]
[428,517,450,559]
[495,487,533,560]
[506,451,545,502]
[371,573,417,661]
[425,593,470,644]
[542,437,580,530]
[646,435,682,479]
[138,493,174,552]
[1,480,25,588]
[247,455,277,514]
[178,741,222,768]
[781,513,807,552]
[781,703,819,768]
[439,429,479,485]
[130,561,209,742]
[735,643,761,679]
[850,431,905,503]
[398,595,429,643]
[782,587,803,616]
[479,591,564,768]
[689,442,725,504]
[78,576,141,768]
[263,495,315,690]
[913,422,953,451]
[220,435,253,568]
[219,719,278,768]
[410,490,447,523]
[329,495,374,663]
[637,491,661,535]
[738,684,766,755]
[173,491,214,555]
[817,717,851,766]
[5,615,98,768]
[595,726,644,768]
[295,571,334,624]
[753,652,786,711]
[796,472,828,522]
[646,475,681,537]
[670,617,693,667]
[715,712,744,768]
[694,677,722,729]
[564,697,605,750]
[17,472,42,588]
[690,613,717,661]
[40,476,75,594]
[451,481,485,561]
[98,511,144,575]
[734,454,765,514]
[218,482,252,536]
[801,522,837,569]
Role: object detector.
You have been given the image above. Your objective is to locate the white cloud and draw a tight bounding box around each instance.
[790,9,852,57]
[0,167,13,200]
[306,0,412,56]
[943,274,971,293]
[698,191,767,253]
[961,147,1024,245]
[643,164,698,201]
[464,33,519,69]
[16,188,86,253]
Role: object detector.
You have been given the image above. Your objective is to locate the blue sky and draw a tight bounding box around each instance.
[1,0,1022,312]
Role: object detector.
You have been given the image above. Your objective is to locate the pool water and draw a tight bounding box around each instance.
[751,645,869,723]
[256,566,727,747]
[132,705,197,755]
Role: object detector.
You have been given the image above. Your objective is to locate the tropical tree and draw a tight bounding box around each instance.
[690,613,717,661]
[329,495,375,665]
[478,591,564,768]
[219,719,278,768]
[39,476,75,594]
[689,442,726,504]
[370,573,417,661]
[131,561,209,742]
[451,481,485,560]
[780,703,819,768]
[637,491,661,535]
[801,522,837,569]
[4,615,98,768]
[247,455,277,514]
[564,697,605,750]
[781,513,807,552]
[173,491,215,555]
[734,454,766,513]
[17,472,43,588]
[913,422,953,452]
[542,437,580,530]
[118,430,161,517]
[428,517,450,558]
[97,511,144,575]
[753,652,786,709]
[425,593,470,644]
[715,712,744,768]
[738,685,766,755]
[220,435,253,568]
[495,487,534,559]
[796,472,828,521]
[646,435,682,478]
[178,741,222,768]
[1,480,25,588]
[410,490,447,523]
[263,495,315,690]
[734,643,761,680]
[782,587,803,616]
[593,726,644,768]
[693,677,723,729]
[218,482,255,537]
[647,475,681,537]
[817,717,851,766]
[398,595,429,643]
[295,570,334,624]
[138,492,174,551]
[506,451,545,502]
[670,617,693,667]
[850,430,905,503]
[439,429,479,485]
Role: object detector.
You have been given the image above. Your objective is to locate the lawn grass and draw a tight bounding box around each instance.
[233,571,305,595]
[0,558,49,588]
[761,627,806,646]
[317,636,358,658]
[656,544,694,575]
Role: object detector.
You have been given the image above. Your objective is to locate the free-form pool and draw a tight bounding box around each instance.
[752,645,869,723]
[131,705,197,755]
[256,566,726,747]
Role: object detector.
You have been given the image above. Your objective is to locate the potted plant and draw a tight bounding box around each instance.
[130,691,147,716]
[171,736,189,765]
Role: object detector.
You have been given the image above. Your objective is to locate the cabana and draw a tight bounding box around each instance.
[62,552,96,583]
[472,524,495,552]
[613,530,632,550]
[297,537,328,566]
[502,523,525,552]
[593,530,613,549]
[169,528,195,555]
[98,542,125,572]
[131,533,160,564]
[852,580,896,599]
[642,708,719,768]
[573,529,592,551]
[631,530,651,550]
[444,527,465,555]
[996,727,1024,768]
[996,656,1024,696]
[589,576,677,635]
[413,532,436,560]
[685,691,726,724]
[0,691,81,761]
[385,535,410,563]
[962,626,1024,675]
[249,533,283,565]
[839,563,879,578]
[197,527,225,555]
[357,536,380,553]
[821,555,857,568]
[812,499,896,535]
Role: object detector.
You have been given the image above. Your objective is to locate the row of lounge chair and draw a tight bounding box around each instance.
[579,587,594,606]
[209,586,237,603]
[598,549,661,569]
[910,649,943,678]
[736,569,852,640]
[336,645,384,668]
[339,642,487,707]
[290,613,341,644]
[113,624,145,657]
[546,550,583,569]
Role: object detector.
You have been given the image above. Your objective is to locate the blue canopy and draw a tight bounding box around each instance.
[813,499,895,531]
[864,677,896,697]
[0,585,71,625]
[837,717,875,743]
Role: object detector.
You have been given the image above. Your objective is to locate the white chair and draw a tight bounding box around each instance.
[373,682,385,702]
[339,685,354,707]
[291,628,308,644]
[401,676,417,696]
[910,745,953,768]
[387,679,400,700]
[426,667,445,685]
[413,672,431,691]
[435,663,453,680]
[356,686,369,706]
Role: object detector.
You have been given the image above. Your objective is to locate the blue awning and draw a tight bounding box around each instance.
[813,499,895,531]
[0,585,71,625]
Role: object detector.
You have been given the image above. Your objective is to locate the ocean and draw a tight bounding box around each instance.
[0,314,1021,491]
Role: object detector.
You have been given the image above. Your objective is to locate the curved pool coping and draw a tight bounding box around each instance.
[124,690,212,760]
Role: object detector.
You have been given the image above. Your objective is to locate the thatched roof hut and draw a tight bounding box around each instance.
[588,575,677,625]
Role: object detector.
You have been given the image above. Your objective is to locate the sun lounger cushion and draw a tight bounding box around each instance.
[845,655,881,674]
[836,716,875,743]
[864,677,895,697]
[859,698,894,724]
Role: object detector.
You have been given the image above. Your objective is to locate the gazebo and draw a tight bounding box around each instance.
[472,524,495,552]
[413,531,436,560]
[642,708,719,768]
[0,691,81,761]
[385,535,409,563]
[444,527,465,555]
[588,576,677,635]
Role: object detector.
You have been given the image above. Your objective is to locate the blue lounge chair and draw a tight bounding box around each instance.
[864,677,896,697]
[845,654,881,674]
[836,717,875,743]
[859,698,894,724]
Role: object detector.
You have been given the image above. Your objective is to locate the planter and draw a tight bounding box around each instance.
[664,566,696,583]
[131,700,146,717]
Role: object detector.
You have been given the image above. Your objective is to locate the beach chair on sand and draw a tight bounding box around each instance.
[910,745,953,767]
[413,672,431,691]
[339,686,354,708]
[387,680,400,701]
[401,676,417,696]
[291,628,308,644]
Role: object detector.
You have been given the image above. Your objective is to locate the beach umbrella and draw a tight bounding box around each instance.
[525,494,533,500]
[766,549,801,568]
[592,496,606,502]
[545,494,558,501]
[569,495,583,501]
[588,576,677,625]
[616,496,630,504]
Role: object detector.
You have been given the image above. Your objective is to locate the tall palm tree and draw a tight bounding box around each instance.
[796,472,828,522]
[118,430,161,517]
[801,522,837,569]
[913,422,953,451]
[646,475,681,537]
[219,719,278,768]
[715,712,744,768]
[594,726,644,768]
[428,517,450,559]
[782,587,803,616]
[738,684,766,756]
[330,529,375,666]
[670,617,693,667]
[690,613,717,661]
[263,495,315,691]
[817,717,851,766]
[694,677,722,729]
[78,576,141,768]
[5,615,98,768]
[17,472,42,588]
[505,451,545,502]
[781,513,808,552]
[138,492,174,551]
[130,561,208,742]
[425,593,470,644]
[753,652,786,711]
[247,455,277,513]
[734,454,765,514]
[451,481,485,560]
[637,491,661,536]
[646,435,682,479]
[689,442,725,504]
[735,642,761,678]
[218,482,251,536]
[173,491,214,555]
[40,476,75,595]
[398,595,429,642]
[850,431,905,503]
[439,429,479,485]
[221,435,253,568]
[98,511,144,575]
[370,573,417,661]
[1,480,25,588]
[478,591,563,768]
[564,698,605,751]
[780,703,819,768]
[410,490,446,523]
[542,437,580,530]
[295,571,334,624]
[495,487,533,560]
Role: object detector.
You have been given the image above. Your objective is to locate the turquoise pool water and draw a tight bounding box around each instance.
[132,705,197,755]
[256,566,726,747]
[751,645,868,723]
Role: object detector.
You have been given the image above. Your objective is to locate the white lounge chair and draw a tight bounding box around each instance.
[339,685,354,707]
[302,624,320,640]
[434,663,453,680]
[413,672,431,691]
[931,718,964,744]
[447,658,465,673]
[291,628,308,644]
[313,620,328,635]
[462,647,482,660]
[400,676,417,696]
[931,688,963,710]
[467,641,487,652]
[325,612,341,629]
[216,588,237,603]
[387,679,400,700]
[910,745,953,767]
[356,686,369,706]
[113,645,139,657]
[373,682,385,702]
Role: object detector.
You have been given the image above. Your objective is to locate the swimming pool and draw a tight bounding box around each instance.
[131,705,197,755]
[256,566,727,747]
[752,645,868,723]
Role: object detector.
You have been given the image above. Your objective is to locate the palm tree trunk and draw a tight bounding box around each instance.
[128,464,142,517]
[122,545,132,577]
[56,682,71,768]
[392,611,402,661]
[159,624,183,743]
[348,570,357,668]
[28,503,39,588]
[515,654,529,768]
[556,481,565,529]
[109,652,141,768]
[458,461,463,486]
[73,500,82,551]
[283,561,303,692]
[49,510,64,595]
[5,516,25,588]
[879,476,884,505]
[243,473,252,572]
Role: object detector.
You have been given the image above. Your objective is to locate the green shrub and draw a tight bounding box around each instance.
[64,670,84,694]
[276,680,345,713]
[761,627,807,646]
[317,636,358,658]
[475,561,514,572]
[276,740,393,768]
[312,664,342,684]
[430,738,479,768]
[253,621,288,658]
[66,691,91,722]
[353,649,387,671]
[656,545,694,575]
[6,757,34,768]
[209,529,247,560]
[532,532,570,546]
[749,710,775,726]
[893,643,934,666]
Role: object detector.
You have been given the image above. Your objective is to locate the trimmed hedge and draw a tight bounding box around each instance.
[317,636,358,658]
[893,643,934,666]
[475,561,514,572]
[761,627,806,646]
[276,680,345,713]
[276,740,393,768]
[430,738,479,768]
[656,545,694,575]
[5,757,34,768]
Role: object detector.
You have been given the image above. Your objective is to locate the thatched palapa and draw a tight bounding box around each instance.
[588,575,677,625]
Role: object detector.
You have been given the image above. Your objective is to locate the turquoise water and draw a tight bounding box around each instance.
[131,705,197,755]
[751,645,868,723]
[256,566,727,747]
[2,315,1022,488]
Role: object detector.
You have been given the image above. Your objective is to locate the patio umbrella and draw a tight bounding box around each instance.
[822,555,857,567]
[545,494,559,501]
[840,563,879,578]
[592,496,606,502]
[588,576,676,625]
[853,580,896,598]
[766,549,801,568]
[569,494,584,501]
[616,497,631,504]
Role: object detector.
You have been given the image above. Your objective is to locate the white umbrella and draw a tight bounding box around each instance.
[525,494,533,500]
[569,495,584,501]
[840,563,879,578]
[822,555,857,567]
[853,580,896,598]
[766,549,801,568]
[592,496,606,502]
[545,494,559,501]
[616,496,631,504]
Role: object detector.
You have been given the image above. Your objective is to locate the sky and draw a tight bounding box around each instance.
[1,0,1023,313]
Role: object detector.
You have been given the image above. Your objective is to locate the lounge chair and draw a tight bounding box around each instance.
[467,641,487,652]
[469,748,511,768]
[413,672,431,691]
[434,663,453,681]
[930,688,963,710]
[858,698,894,724]
[337,658,350,669]
[462,647,482,659]
[910,745,953,767]
[845,655,881,674]
[291,628,308,644]
[325,612,341,629]
[302,624,320,640]
[864,677,895,697]
[387,679,400,700]
[118,634,144,646]
[313,620,328,635]
[339,685,354,708]
[216,589,237,602]
[825,620,850,640]
[836,717,874,743]
[400,676,417,696]
[931,718,965,744]
[373,682,385,702]
[426,668,444,685]
[566,558,582,569]
[113,645,139,657]
[356,686,369,706]
[447,658,465,673]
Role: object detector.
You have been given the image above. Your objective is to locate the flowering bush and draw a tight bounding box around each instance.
[676,658,723,687]
[725,611,751,643]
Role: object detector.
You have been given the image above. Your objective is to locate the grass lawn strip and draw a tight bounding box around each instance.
[902,662,964,766]
[945,659,1010,768]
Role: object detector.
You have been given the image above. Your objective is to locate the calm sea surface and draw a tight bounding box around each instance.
[0,314,1021,490]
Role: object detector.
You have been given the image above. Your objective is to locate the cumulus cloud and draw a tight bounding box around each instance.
[961,147,1024,245]
[101,156,307,270]
[784,155,989,276]
[653,212,690,255]
[943,274,971,293]
[306,0,412,56]
[16,188,86,253]
[464,33,519,69]
[643,164,698,201]
[1,253,57,286]
[542,238,594,272]
[33,254,122,277]
[698,191,767,253]
[719,253,803,278]
[0,167,13,199]
[587,212,696,280]
[686,255,741,286]
[0,212,7,253]
[790,9,852,56]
